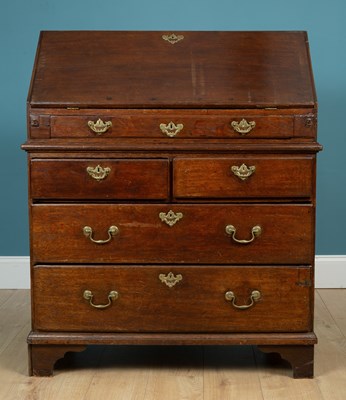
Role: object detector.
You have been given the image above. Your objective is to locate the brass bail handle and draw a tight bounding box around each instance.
[225,290,261,310]
[231,119,256,135]
[83,290,118,309]
[87,118,112,134]
[225,224,261,244]
[231,164,256,181]
[83,225,119,244]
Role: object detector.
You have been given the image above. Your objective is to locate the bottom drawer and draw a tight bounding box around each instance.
[33,265,312,333]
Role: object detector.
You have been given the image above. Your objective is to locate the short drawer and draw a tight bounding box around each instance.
[33,265,312,333]
[173,156,314,199]
[48,110,296,139]
[30,159,169,200]
[31,204,314,264]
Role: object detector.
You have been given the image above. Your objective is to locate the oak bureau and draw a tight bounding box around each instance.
[22,31,322,377]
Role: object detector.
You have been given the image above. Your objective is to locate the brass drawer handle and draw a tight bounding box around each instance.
[83,290,118,309]
[225,224,262,244]
[231,119,256,135]
[87,118,112,134]
[159,210,183,226]
[159,121,184,137]
[86,165,111,181]
[231,164,256,181]
[225,290,261,310]
[83,225,119,244]
[159,272,183,288]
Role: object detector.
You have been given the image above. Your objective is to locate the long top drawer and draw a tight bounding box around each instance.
[29,109,316,139]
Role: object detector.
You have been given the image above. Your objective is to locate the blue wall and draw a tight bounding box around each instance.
[1,0,345,255]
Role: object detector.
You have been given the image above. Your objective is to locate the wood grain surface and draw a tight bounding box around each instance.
[32,265,312,332]
[29,31,316,108]
[31,204,314,264]
[31,158,169,200]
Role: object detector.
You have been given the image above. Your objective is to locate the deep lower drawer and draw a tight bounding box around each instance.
[173,156,314,199]
[30,158,169,200]
[31,204,314,264]
[33,265,312,333]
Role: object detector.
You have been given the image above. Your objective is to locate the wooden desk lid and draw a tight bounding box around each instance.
[28,31,316,109]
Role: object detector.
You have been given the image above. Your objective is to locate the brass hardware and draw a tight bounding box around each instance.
[162,34,184,44]
[159,210,183,227]
[305,117,313,128]
[225,224,262,244]
[86,165,111,181]
[231,164,256,181]
[83,225,119,244]
[159,272,183,288]
[87,118,112,134]
[225,290,261,310]
[231,119,256,135]
[159,121,184,137]
[66,107,80,110]
[83,290,118,309]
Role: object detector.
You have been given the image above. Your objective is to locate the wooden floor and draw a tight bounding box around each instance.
[0,290,345,399]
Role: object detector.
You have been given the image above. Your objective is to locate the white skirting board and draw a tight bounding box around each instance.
[0,257,31,289]
[0,256,345,289]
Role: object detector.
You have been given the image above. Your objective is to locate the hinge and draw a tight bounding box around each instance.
[264,107,278,110]
[66,107,80,110]
[297,280,312,287]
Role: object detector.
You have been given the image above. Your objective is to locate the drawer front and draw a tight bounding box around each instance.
[50,113,294,139]
[31,204,314,264]
[33,265,312,332]
[173,156,314,199]
[30,159,169,200]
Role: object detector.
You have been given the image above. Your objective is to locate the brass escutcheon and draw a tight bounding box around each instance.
[159,121,184,137]
[162,34,184,44]
[83,225,119,244]
[83,290,118,309]
[159,272,183,288]
[225,224,262,244]
[225,290,261,310]
[159,210,183,227]
[87,118,112,134]
[86,165,111,181]
[231,119,256,135]
[231,164,256,181]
